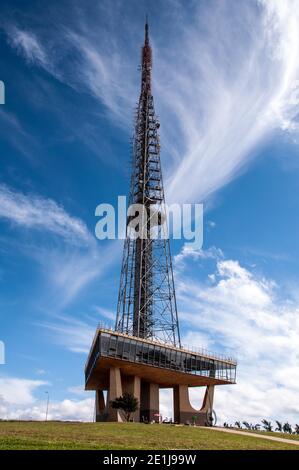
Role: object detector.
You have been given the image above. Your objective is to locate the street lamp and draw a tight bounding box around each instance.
[45,391,49,422]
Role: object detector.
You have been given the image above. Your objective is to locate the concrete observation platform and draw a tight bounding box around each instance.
[85,328,237,425]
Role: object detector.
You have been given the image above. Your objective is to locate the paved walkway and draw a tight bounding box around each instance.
[206,427,299,447]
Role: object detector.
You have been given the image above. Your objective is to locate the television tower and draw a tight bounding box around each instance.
[85,22,237,425]
[115,21,181,347]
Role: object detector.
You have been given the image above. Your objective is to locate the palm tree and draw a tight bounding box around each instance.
[294,424,299,435]
[242,421,251,430]
[110,392,139,422]
[261,419,273,432]
[275,421,283,432]
[283,422,292,434]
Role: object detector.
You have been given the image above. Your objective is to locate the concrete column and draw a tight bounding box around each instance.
[95,390,106,422]
[107,367,124,422]
[200,385,214,413]
[140,382,159,422]
[173,385,215,426]
[122,375,141,422]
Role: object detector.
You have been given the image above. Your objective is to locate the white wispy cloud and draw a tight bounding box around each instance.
[38,238,121,308]
[174,245,223,266]
[39,303,117,354]
[0,184,121,308]
[44,250,104,307]
[4,1,299,204]
[0,184,92,246]
[93,306,115,322]
[40,315,97,354]
[7,28,48,66]
[62,30,135,126]
[0,375,94,421]
[163,0,299,203]
[0,109,38,159]
[0,376,47,405]
[67,384,86,397]
[175,249,299,424]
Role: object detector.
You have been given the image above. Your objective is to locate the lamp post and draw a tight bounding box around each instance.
[45,391,49,422]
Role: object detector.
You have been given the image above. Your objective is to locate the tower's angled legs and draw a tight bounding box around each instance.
[95,389,107,422]
[173,385,215,426]
[140,382,159,422]
[200,385,214,415]
[95,367,124,422]
[107,367,124,422]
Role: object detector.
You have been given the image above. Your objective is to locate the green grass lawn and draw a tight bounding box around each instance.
[0,422,298,450]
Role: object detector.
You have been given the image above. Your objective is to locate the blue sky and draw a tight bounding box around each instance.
[1,0,299,424]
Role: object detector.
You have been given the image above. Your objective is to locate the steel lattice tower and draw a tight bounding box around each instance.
[86,22,236,425]
[115,22,181,347]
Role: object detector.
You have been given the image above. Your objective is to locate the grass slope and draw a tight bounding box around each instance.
[0,422,299,450]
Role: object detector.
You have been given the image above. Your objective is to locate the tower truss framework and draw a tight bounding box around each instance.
[85,22,237,426]
[115,22,180,347]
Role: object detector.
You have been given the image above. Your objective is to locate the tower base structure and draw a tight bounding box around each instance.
[173,384,214,426]
[86,328,236,425]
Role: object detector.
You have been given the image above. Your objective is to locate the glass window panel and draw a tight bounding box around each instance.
[116,337,124,358]
[108,336,117,356]
[210,361,216,378]
[170,350,177,370]
[135,342,143,362]
[154,346,160,366]
[129,340,137,361]
[185,354,192,372]
[193,355,198,372]
[148,345,155,365]
[166,349,172,369]
[176,352,182,371]
[159,348,166,368]
[123,339,130,360]
[180,353,185,371]
[142,343,149,363]
[100,334,110,355]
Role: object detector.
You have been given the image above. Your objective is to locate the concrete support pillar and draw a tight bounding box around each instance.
[107,367,124,422]
[122,375,141,422]
[95,389,107,422]
[173,385,215,426]
[140,382,159,422]
[200,385,214,414]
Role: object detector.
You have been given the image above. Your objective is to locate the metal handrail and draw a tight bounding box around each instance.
[85,322,237,367]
